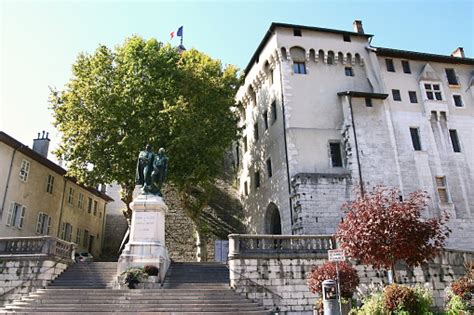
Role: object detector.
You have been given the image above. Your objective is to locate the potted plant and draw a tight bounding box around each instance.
[120,268,147,289]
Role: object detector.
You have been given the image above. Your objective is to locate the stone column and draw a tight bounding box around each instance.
[117,193,170,282]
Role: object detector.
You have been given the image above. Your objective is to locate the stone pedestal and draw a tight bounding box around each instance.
[117,194,170,282]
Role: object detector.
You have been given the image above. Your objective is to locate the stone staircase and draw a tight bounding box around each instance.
[1,261,270,314]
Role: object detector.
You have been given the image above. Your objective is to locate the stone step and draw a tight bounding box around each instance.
[5,304,266,311]
[18,297,251,304]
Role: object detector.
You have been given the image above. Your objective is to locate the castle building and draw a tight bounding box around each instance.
[0,131,113,257]
[235,21,474,250]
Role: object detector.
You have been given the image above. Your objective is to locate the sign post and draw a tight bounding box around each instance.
[328,249,345,315]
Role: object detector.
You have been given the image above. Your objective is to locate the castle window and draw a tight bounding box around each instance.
[392,89,401,101]
[424,83,442,100]
[19,159,30,182]
[435,176,448,204]
[254,122,259,141]
[453,95,463,107]
[449,129,461,152]
[401,60,411,73]
[266,158,273,178]
[386,59,395,72]
[343,34,351,42]
[445,68,459,85]
[327,51,335,65]
[235,145,240,167]
[293,29,302,37]
[365,98,372,107]
[345,67,354,77]
[329,142,343,167]
[244,181,248,196]
[254,170,261,189]
[409,91,418,103]
[410,127,422,151]
[271,101,277,123]
[243,136,248,152]
[293,62,306,74]
[263,111,269,130]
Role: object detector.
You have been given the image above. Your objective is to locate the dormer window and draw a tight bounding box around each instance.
[293,29,302,37]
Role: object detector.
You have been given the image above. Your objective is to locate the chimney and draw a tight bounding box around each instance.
[451,47,465,58]
[32,131,50,158]
[353,20,364,34]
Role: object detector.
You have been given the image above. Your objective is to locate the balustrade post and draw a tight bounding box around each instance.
[228,234,240,259]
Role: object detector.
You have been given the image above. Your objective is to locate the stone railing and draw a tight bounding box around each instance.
[228,234,335,259]
[0,236,76,261]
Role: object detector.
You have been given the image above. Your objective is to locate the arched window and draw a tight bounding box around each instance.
[248,86,256,107]
[290,47,307,74]
[327,51,335,65]
[355,53,361,65]
[338,52,344,64]
[265,202,282,235]
[280,47,288,60]
[309,49,316,61]
[346,53,353,65]
[318,49,325,61]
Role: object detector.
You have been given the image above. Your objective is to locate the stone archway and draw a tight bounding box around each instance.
[264,202,282,235]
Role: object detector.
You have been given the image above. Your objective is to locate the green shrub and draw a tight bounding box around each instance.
[445,289,470,314]
[350,291,384,315]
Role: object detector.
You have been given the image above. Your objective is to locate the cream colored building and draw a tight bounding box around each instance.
[0,131,113,257]
[235,21,474,250]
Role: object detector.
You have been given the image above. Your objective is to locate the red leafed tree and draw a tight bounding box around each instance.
[307,261,360,298]
[336,186,450,282]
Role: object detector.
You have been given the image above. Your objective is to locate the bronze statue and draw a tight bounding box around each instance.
[136,145,168,196]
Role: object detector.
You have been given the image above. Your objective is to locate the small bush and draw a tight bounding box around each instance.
[307,261,360,298]
[350,291,384,315]
[144,265,159,276]
[120,268,147,289]
[383,284,418,314]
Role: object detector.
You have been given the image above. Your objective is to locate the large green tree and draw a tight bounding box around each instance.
[50,36,240,260]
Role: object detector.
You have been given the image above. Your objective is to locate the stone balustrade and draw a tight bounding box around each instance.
[0,236,76,260]
[228,234,335,259]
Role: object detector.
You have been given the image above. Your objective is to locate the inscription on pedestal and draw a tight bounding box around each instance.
[131,212,159,241]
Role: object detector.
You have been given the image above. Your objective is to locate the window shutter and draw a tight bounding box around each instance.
[61,222,66,240]
[6,203,14,226]
[18,206,26,228]
[36,213,43,234]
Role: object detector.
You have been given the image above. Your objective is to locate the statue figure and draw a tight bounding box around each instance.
[151,148,168,195]
[135,145,169,196]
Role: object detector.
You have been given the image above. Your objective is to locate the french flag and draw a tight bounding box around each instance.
[170,26,183,40]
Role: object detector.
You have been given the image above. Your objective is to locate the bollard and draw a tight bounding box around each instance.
[322,279,340,315]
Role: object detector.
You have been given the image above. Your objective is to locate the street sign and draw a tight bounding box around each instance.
[328,249,345,262]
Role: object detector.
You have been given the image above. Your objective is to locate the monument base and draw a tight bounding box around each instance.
[117,194,170,283]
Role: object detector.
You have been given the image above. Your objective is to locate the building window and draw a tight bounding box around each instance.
[60,222,73,242]
[408,91,418,103]
[19,159,30,182]
[36,212,51,235]
[93,200,98,216]
[266,158,273,178]
[344,67,354,77]
[445,68,459,85]
[46,175,54,194]
[235,145,240,167]
[385,59,395,72]
[449,130,461,153]
[269,69,274,85]
[244,181,248,196]
[327,52,335,65]
[88,197,93,214]
[76,228,82,245]
[401,60,411,73]
[293,28,302,37]
[271,101,277,123]
[392,89,401,101]
[83,230,89,248]
[424,83,442,100]
[365,98,372,107]
[254,170,260,189]
[453,95,463,107]
[7,202,25,228]
[254,122,259,141]
[329,142,343,167]
[293,62,306,74]
[343,34,351,42]
[78,193,84,209]
[435,176,449,204]
[243,136,248,152]
[263,111,268,130]
[67,187,74,205]
[410,127,422,151]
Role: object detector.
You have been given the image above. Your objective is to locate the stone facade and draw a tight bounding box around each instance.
[235,21,474,251]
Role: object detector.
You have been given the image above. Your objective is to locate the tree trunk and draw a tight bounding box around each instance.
[194,224,208,262]
[390,261,398,284]
[120,184,134,222]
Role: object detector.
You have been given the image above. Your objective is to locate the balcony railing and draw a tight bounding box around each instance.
[228,234,335,259]
[0,236,76,261]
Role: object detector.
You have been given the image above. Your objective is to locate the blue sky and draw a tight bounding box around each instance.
[1,0,473,162]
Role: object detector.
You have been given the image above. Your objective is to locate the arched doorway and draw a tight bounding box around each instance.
[265,202,282,235]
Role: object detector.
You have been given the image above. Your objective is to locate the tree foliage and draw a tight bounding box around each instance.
[336,186,450,277]
[307,261,360,298]
[50,36,240,259]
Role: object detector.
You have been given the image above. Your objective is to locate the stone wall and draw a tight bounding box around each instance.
[229,235,473,315]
